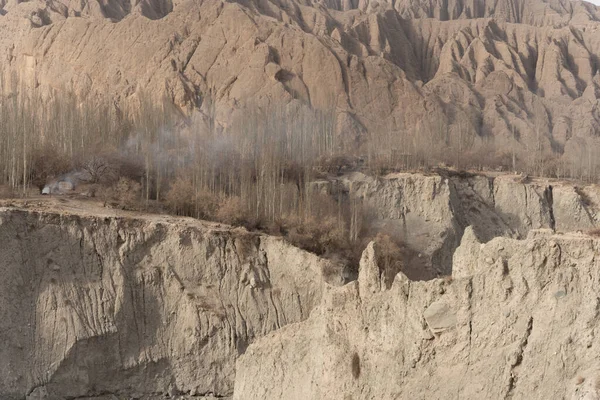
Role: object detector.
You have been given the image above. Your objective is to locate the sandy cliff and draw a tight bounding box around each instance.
[1,172,599,399]
[330,172,600,276]
[234,228,600,399]
[0,207,344,399]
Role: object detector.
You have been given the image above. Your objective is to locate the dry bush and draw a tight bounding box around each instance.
[216,196,248,226]
[77,154,117,184]
[282,215,348,256]
[165,178,196,216]
[165,178,218,219]
[77,183,99,198]
[365,156,397,176]
[373,233,407,289]
[0,185,14,199]
[316,154,359,175]
[195,189,220,220]
[74,150,144,186]
[111,153,145,182]
[542,154,565,178]
[104,177,141,209]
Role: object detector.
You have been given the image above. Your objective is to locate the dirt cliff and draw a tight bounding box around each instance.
[331,172,600,276]
[0,206,344,399]
[234,228,600,399]
[1,172,599,399]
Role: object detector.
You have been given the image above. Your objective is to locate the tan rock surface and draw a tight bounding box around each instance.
[0,206,344,399]
[234,229,600,399]
[334,172,600,276]
[0,172,599,398]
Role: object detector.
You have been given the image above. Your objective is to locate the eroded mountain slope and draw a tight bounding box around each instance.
[2,0,600,161]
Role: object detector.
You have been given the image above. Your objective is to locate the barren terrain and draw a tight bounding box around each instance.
[1,172,600,398]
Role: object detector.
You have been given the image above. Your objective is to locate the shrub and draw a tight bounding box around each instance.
[373,233,407,289]
[77,154,116,184]
[283,215,347,256]
[316,154,359,175]
[165,178,218,219]
[216,196,247,226]
[165,178,196,216]
[29,146,72,191]
[0,185,14,199]
[112,153,145,182]
[104,177,141,209]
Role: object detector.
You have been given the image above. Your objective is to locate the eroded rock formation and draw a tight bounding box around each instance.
[1,172,599,398]
[234,228,600,399]
[329,172,600,276]
[0,208,345,399]
[2,0,600,159]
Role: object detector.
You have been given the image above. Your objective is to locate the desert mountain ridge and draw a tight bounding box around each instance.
[2,0,600,167]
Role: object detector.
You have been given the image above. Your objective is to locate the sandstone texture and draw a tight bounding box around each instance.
[234,228,600,400]
[0,206,344,399]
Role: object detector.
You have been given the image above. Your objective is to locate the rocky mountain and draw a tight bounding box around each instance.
[2,0,600,161]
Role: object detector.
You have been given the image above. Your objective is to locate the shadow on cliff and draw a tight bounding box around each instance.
[21,216,181,398]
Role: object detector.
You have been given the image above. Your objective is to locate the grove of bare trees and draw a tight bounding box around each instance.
[2,75,600,267]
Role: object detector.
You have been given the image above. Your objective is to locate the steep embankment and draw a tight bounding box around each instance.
[0,206,345,399]
[331,172,600,276]
[1,172,598,398]
[234,228,600,399]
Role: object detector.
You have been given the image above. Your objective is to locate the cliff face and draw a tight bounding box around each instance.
[234,229,600,400]
[334,172,600,276]
[1,172,598,399]
[0,208,344,399]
